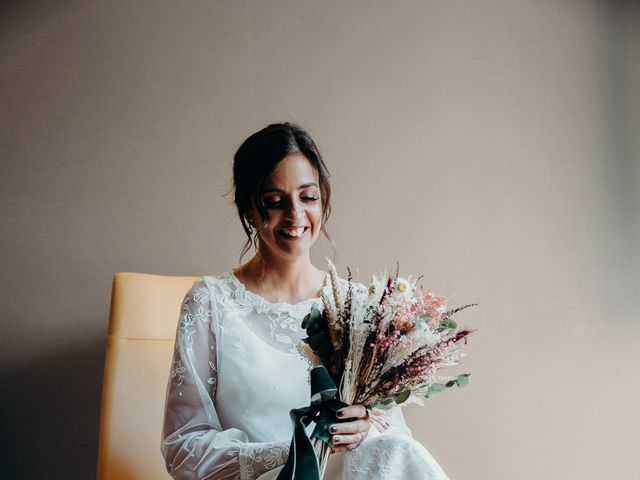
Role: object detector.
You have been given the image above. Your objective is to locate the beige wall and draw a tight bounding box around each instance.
[1,1,638,478]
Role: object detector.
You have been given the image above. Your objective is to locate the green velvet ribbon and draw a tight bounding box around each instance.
[276,366,349,480]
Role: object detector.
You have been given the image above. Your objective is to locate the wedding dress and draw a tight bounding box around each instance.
[161,272,449,480]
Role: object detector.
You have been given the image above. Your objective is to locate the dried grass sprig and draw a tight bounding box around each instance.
[442,303,478,319]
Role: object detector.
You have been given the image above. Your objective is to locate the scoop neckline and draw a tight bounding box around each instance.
[228,270,330,309]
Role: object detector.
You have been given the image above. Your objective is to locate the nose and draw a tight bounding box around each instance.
[284,197,304,221]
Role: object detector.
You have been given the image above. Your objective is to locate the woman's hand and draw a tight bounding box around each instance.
[329,405,370,452]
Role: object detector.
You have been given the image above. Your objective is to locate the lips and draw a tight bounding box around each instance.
[278,226,309,238]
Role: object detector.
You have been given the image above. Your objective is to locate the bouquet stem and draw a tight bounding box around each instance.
[319,443,331,479]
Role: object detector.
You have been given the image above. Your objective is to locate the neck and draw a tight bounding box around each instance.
[236,251,324,303]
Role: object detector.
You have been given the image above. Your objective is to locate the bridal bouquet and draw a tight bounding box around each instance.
[276,260,476,480]
[301,260,476,410]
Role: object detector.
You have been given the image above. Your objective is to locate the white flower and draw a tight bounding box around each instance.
[393,277,413,299]
[368,275,386,296]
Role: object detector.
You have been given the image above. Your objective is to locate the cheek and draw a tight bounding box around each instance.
[307,203,320,216]
[311,206,323,228]
[261,211,281,229]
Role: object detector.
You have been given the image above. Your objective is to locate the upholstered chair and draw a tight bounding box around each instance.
[97,272,196,480]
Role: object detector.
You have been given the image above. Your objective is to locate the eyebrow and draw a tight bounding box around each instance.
[262,182,318,193]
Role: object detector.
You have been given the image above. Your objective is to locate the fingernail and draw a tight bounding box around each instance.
[336,410,344,417]
[333,436,340,443]
[330,426,338,433]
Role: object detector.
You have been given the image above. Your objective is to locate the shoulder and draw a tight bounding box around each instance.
[182,271,237,306]
[199,271,233,290]
[181,277,209,305]
[178,273,240,331]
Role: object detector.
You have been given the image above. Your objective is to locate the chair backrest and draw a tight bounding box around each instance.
[97,272,197,480]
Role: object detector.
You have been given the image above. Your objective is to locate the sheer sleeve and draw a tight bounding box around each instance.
[161,277,290,480]
[368,406,413,438]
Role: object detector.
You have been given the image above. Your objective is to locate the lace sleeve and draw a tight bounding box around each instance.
[161,278,290,480]
[368,406,413,438]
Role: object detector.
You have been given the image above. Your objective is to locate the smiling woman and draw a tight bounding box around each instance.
[160,122,449,479]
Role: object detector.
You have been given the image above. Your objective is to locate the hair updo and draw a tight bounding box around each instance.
[232,122,333,261]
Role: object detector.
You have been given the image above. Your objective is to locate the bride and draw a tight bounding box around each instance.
[160,122,449,479]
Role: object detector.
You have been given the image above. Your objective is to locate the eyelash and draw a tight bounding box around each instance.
[264,197,319,208]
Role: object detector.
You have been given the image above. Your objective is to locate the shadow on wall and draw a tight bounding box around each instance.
[0,334,106,480]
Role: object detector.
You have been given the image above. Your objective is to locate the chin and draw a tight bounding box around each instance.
[273,241,315,260]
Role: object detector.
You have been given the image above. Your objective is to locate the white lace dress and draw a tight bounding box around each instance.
[161,272,449,480]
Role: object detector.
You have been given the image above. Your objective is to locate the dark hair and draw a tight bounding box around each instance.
[232,122,333,261]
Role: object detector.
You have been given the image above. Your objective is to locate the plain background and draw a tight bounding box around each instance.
[1,1,639,479]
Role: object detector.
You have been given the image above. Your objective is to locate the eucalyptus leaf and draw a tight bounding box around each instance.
[305,334,325,350]
[302,307,322,332]
[318,343,333,359]
[394,389,411,404]
[456,374,470,387]
[443,319,457,329]
[427,383,448,394]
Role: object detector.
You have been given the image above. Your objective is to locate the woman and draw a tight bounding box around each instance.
[161,122,449,479]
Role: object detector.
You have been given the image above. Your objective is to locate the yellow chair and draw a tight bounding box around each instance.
[97,272,197,480]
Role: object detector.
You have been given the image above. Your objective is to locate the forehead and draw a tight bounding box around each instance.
[263,153,318,190]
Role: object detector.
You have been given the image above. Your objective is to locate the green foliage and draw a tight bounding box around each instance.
[368,389,412,410]
[425,374,470,398]
[443,318,457,329]
[302,307,334,359]
[435,317,457,332]
[453,373,469,387]
[302,307,323,332]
